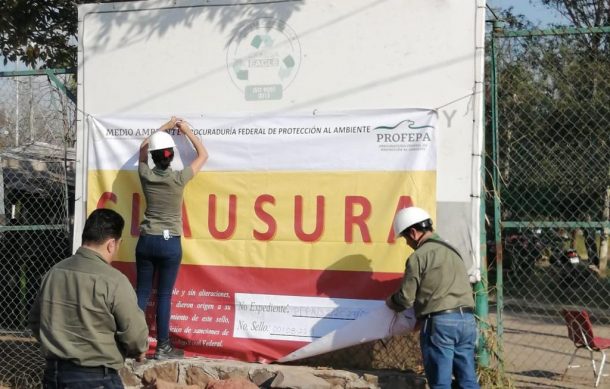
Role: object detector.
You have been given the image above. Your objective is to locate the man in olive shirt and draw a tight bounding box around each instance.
[386,207,479,389]
[29,209,149,388]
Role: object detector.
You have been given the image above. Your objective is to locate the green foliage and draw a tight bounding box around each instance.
[0,0,133,69]
[493,30,610,221]
[1,0,75,68]
[542,0,610,30]
[476,317,515,388]
[0,0,302,71]
[487,2,610,223]
[478,366,515,389]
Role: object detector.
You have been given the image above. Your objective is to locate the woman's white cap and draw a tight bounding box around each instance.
[149,131,176,151]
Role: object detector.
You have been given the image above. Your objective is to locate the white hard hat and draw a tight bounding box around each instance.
[149,131,176,151]
[393,207,432,238]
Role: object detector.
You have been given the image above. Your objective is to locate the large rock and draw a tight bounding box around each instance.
[248,368,277,386]
[271,370,332,389]
[153,379,200,389]
[119,356,425,388]
[206,378,258,389]
[215,366,250,381]
[120,366,141,386]
[142,362,179,385]
[185,365,216,386]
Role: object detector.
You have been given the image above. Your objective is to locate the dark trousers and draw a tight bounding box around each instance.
[135,234,182,342]
[43,360,123,389]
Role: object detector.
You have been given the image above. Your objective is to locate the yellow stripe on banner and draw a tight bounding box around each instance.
[88,170,436,273]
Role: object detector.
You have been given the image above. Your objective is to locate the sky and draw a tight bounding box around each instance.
[487,0,568,26]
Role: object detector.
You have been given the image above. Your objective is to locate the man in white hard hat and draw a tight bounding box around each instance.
[386,207,479,389]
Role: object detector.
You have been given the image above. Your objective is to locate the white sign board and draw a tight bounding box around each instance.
[77,0,486,361]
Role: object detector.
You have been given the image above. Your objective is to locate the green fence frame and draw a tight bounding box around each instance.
[488,23,610,383]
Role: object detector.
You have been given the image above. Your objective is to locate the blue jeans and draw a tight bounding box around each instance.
[420,311,480,389]
[135,234,182,342]
[43,363,123,388]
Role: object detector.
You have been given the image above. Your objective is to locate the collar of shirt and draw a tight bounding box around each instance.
[76,246,110,265]
[416,232,441,248]
[152,166,172,176]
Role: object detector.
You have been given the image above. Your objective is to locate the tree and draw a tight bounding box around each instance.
[0,0,302,69]
[490,2,610,278]
[0,0,134,69]
[542,0,610,27]
[541,0,610,275]
[542,0,610,53]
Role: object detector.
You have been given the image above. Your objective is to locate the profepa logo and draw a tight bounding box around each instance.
[373,119,434,151]
[227,18,301,101]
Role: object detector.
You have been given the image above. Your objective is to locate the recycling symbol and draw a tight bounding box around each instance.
[227,18,301,101]
[232,34,296,82]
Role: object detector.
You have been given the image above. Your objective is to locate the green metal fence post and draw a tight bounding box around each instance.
[475,28,490,366]
[490,20,504,375]
[0,68,76,104]
[475,184,490,368]
[479,22,610,384]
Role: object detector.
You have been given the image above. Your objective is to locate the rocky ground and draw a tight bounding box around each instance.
[0,333,425,388]
[119,357,427,389]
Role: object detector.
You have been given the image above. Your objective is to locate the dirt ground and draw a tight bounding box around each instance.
[4,310,610,388]
[496,309,610,389]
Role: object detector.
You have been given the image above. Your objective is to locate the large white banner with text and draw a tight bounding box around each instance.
[87,109,435,361]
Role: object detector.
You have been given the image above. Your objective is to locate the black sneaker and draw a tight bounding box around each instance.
[154,340,184,360]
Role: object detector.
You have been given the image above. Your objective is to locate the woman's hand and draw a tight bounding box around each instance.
[160,116,178,132]
[176,119,208,172]
[175,119,191,134]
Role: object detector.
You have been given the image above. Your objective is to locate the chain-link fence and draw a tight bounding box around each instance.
[0,72,76,388]
[489,27,610,387]
[6,29,609,388]
[0,72,424,389]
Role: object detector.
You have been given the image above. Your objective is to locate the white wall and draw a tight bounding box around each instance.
[77,0,486,278]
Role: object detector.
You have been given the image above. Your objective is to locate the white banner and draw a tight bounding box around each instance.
[278,306,417,362]
[88,108,437,172]
[85,108,437,362]
[233,293,384,342]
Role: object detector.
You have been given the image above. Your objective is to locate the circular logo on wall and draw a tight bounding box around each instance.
[227,18,301,101]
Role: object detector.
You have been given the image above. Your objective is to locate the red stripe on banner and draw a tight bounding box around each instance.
[114,263,402,298]
[113,262,402,362]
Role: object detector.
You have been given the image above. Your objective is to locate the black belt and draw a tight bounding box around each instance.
[46,359,117,375]
[423,306,474,319]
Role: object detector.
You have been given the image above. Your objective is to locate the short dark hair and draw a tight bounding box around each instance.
[151,148,174,170]
[400,219,434,238]
[81,208,124,244]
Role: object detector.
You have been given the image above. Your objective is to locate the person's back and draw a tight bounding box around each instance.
[408,237,475,318]
[134,118,208,360]
[29,209,148,389]
[138,163,192,236]
[387,207,479,389]
[34,248,147,369]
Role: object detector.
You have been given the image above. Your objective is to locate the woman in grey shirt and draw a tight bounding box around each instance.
[136,117,207,359]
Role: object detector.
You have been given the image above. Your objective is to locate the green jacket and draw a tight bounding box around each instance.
[388,233,474,318]
[29,247,149,370]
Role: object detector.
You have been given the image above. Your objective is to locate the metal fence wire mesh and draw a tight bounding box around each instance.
[0,74,75,388]
[0,72,423,388]
[491,29,610,387]
[4,29,609,389]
